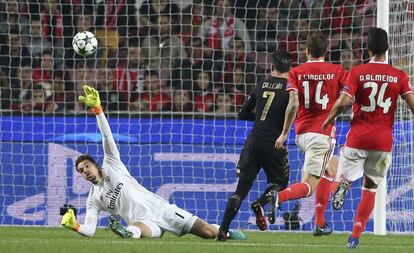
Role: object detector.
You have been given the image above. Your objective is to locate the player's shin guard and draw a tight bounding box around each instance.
[351,188,376,238]
[278,182,312,203]
[314,177,332,227]
[219,195,242,233]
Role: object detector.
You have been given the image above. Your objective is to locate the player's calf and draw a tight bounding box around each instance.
[190,219,218,239]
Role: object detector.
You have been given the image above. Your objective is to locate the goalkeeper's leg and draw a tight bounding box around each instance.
[109,215,163,239]
[109,215,134,238]
[189,218,217,239]
[130,221,163,238]
[189,219,245,240]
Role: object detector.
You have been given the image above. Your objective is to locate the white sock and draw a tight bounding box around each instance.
[126,225,141,239]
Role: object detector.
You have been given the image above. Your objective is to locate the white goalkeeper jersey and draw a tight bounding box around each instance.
[77,113,174,237]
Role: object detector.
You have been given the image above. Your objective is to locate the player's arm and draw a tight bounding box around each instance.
[79,85,121,160]
[322,93,353,132]
[238,91,256,121]
[275,91,299,149]
[402,92,414,113]
[323,68,355,132]
[401,73,414,113]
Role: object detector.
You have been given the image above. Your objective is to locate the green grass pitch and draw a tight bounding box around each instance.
[1,227,414,253]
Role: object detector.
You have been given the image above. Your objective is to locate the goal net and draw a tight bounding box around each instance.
[386,0,414,233]
[0,0,412,234]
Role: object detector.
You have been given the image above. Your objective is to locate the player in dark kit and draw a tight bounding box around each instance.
[216,51,292,241]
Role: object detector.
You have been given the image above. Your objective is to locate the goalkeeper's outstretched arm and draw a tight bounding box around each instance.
[95,111,121,160]
[79,85,120,160]
[61,208,99,237]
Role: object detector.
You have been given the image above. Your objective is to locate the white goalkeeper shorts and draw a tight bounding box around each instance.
[153,204,198,237]
[336,146,392,185]
[296,133,335,177]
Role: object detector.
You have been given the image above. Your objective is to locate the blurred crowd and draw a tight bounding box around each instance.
[0,0,376,114]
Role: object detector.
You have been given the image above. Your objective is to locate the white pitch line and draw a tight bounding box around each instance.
[1,238,414,249]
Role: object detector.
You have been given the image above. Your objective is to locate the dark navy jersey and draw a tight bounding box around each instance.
[238,76,289,142]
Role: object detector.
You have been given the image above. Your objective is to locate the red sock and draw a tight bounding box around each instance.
[278,182,311,204]
[330,181,340,195]
[314,177,332,227]
[352,189,376,238]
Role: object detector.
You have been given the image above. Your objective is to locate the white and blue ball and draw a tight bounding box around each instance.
[72,31,98,57]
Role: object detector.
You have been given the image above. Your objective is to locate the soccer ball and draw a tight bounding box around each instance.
[72,31,98,57]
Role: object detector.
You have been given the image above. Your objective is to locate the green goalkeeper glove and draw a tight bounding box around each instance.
[79,85,101,108]
[61,209,80,232]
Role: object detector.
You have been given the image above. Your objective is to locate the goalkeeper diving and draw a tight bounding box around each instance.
[61,85,246,240]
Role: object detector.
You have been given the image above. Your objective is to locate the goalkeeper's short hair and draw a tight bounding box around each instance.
[272,50,292,73]
[75,154,99,172]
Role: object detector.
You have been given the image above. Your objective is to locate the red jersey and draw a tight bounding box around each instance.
[287,61,347,136]
[342,61,412,151]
